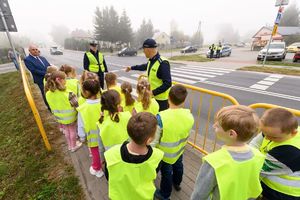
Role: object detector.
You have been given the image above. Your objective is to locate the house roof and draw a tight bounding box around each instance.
[253,26,300,38]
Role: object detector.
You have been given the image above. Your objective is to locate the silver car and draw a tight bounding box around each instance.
[257,42,286,61]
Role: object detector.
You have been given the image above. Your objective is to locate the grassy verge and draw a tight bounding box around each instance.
[0,72,84,200]
[238,66,300,76]
[170,54,213,62]
[257,61,300,67]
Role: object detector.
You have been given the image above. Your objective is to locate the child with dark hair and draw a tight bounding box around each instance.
[97,90,131,164]
[77,79,104,178]
[105,112,163,199]
[250,108,300,200]
[154,84,194,199]
[45,71,81,152]
[78,70,99,106]
[133,79,159,115]
[120,81,136,113]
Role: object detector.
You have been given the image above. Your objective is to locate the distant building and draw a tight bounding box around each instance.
[251,26,300,50]
[153,32,170,48]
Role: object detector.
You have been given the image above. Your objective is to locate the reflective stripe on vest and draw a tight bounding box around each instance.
[97,111,131,150]
[86,52,104,73]
[147,56,170,101]
[260,127,300,197]
[77,101,101,147]
[204,147,265,200]
[46,90,77,124]
[157,109,194,164]
[105,145,164,200]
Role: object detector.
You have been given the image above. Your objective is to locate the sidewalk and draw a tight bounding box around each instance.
[0,62,16,74]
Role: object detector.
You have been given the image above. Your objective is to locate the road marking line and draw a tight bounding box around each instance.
[198,80,300,101]
[186,65,235,72]
[264,77,280,82]
[171,69,215,78]
[250,84,269,90]
[171,72,207,81]
[174,68,224,75]
[270,74,284,78]
[257,81,275,86]
[172,77,197,84]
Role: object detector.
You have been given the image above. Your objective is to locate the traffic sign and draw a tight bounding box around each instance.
[0,0,17,32]
[275,0,289,6]
[275,12,282,24]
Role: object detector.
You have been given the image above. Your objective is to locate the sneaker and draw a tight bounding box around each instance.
[173,184,181,191]
[89,166,104,178]
[70,142,82,152]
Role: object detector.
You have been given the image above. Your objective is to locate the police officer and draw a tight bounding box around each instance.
[125,39,172,111]
[209,43,215,58]
[83,41,108,89]
[216,42,222,58]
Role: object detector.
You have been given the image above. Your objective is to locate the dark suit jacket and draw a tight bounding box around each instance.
[24,55,50,84]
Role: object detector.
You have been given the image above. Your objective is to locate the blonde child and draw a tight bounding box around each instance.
[120,81,136,113]
[105,112,163,199]
[77,79,104,178]
[59,64,79,97]
[133,79,159,115]
[43,65,58,87]
[250,108,300,200]
[97,90,131,165]
[191,105,265,200]
[45,71,82,152]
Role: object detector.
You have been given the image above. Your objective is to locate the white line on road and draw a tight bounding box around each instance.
[173,68,224,75]
[172,77,198,84]
[199,80,300,102]
[257,81,275,86]
[249,74,283,91]
[171,69,215,78]
[250,84,269,90]
[186,65,235,72]
[171,72,207,81]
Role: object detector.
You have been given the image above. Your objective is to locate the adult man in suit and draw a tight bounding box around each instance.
[24,45,50,108]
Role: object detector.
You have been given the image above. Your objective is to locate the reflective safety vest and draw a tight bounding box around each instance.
[105,144,163,200]
[86,51,105,73]
[134,98,159,116]
[147,56,170,101]
[260,127,300,197]
[77,101,101,147]
[78,95,86,106]
[157,108,194,164]
[121,101,136,113]
[46,90,77,124]
[109,85,125,103]
[204,147,265,200]
[66,78,79,97]
[97,111,131,151]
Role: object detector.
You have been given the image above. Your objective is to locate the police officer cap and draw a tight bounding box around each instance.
[89,40,98,46]
[142,38,157,48]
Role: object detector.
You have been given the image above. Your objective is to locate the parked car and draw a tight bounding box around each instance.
[206,46,232,58]
[180,46,198,53]
[117,47,137,56]
[293,51,300,62]
[287,42,300,53]
[50,46,63,55]
[234,42,246,47]
[257,42,286,61]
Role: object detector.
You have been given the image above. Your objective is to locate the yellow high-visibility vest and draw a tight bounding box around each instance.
[86,52,105,73]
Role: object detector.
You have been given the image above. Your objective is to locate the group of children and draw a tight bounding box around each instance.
[42,64,300,200]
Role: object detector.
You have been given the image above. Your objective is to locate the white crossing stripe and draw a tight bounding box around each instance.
[171,69,215,78]
[269,74,284,78]
[257,81,275,86]
[250,84,269,90]
[171,72,207,81]
[172,77,197,84]
[264,77,280,82]
[174,67,224,75]
[183,65,235,72]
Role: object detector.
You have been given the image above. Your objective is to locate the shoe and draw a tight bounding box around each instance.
[173,184,181,191]
[70,142,82,152]
[89,166,104,178]
[154,189,169,200]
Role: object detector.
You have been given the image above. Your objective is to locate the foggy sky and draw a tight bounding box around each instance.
[6,0,300,44]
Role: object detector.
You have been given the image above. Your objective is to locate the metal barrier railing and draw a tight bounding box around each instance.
[249,103,300,117]
[19,57,51,151]
[173,82,239,155]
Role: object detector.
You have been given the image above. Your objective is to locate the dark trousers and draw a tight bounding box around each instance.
[37,82,50,110]
[210,50,214,58]
[159,155,183,198]
[156,99,169,111]
[98,72,104,89]
[216,50,221,58]
[261,181,298,200]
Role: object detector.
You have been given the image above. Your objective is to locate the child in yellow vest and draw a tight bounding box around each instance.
[105,112,163,200]
[43,65,57,86]
[250,108,300,200]
[59,64,79,97]
[120,81,136,113]
[77,79,104,178]
[191,105,265,200]
[133,79,159,115]
[45,71,82,152]
[78,70,99,106]
[154,84,194,200]
[97,90,131,172]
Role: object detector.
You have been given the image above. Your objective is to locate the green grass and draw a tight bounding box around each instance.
[170,54,213,62]
[257,61,300,67]
[238,66,300,76]
[0,72,84,200]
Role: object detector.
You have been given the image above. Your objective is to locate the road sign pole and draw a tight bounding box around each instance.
[262,3,284,67]
[0,5,18,65]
